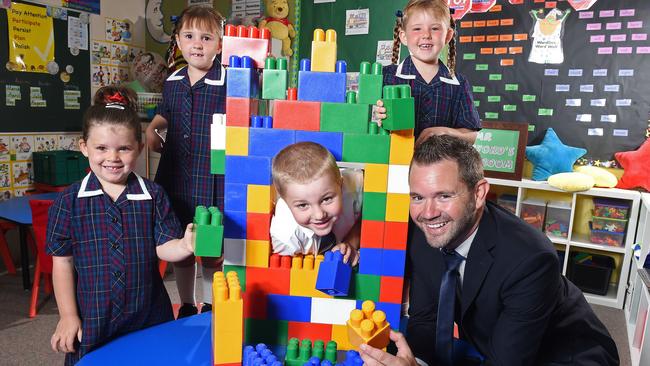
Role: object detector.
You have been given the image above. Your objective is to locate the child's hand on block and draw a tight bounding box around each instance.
[374,99,387,126]
[332,242,359,266]
[182,223,196,254]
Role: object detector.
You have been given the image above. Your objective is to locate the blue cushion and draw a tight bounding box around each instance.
[525,128,586,181]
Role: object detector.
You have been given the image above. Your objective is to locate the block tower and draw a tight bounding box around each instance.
[211,25,415,363]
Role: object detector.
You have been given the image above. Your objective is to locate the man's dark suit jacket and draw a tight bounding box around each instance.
[406,201,619,365]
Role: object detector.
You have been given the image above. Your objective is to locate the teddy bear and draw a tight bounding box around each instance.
[259,0,295,56]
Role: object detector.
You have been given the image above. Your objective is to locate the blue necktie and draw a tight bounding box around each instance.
[436,249,465,366]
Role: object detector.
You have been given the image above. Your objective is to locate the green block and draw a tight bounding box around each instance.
[223,265,246,291]
[361,192,387,221]
[344,273,380,302]
[210,149,225,174]
[357,73,383,104]
[342,133,390,164]
[244,318,289,346]
[381,85,415,131]
[193,206,224,257]
[320,103,370,133]
[262,69,287,100]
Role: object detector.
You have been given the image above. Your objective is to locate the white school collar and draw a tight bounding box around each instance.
[395,58,461,85]
[77,173,152,200]
[166,63,226,86]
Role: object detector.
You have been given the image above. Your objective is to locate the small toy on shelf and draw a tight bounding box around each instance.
[520,198,546,231]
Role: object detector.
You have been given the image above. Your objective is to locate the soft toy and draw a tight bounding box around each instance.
[615,139,650,191]
[575,165,617,188]
[548,172,594,192]
[259,0,295,56]
[525,128,587,181]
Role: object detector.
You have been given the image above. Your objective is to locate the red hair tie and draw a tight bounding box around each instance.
[105,91,127,105]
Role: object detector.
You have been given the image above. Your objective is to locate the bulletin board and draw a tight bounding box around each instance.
[456,0,650,164]
[0,0,91,133]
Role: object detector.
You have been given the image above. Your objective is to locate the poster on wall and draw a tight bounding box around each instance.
[528,8,571,64]
[6,2,54,73]
[62,0,100,15]
[345,9,369,35]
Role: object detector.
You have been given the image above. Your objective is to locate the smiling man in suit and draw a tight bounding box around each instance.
[359,135,619,366]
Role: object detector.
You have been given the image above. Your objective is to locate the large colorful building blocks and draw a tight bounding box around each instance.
[218,24,414,362]
[315,251,352,297]
[212,271,244,365]
[298,58,347,103]
[243,344,282,366]
[227,56,260,98]
[222,24,271,68]
[346,300,390,351]
[311,29,337,72]
[380,85,415,131]
[357,62,383,105]
[194,205,224,257]
[320,91,370,134]
[211,113,226,174]
[262,57,288,100]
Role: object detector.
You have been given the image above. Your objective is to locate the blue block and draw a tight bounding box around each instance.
[249,128,296,157]
[298,71,346,103]
[243,344,282,366]
[358,248,382,276]
[227,67,260,98]
[294,131,343,161]
[225,155,272,185]
[342,350,362,366]
[225,183,247,212]
[375,302,401,330]
[380,249,406,277]
[267,294,312,322]
[224,210,247,239]
[316,251,352,296]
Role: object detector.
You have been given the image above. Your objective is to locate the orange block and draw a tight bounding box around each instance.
[346,301,390,350]
[246,212,271,241]
[360,220,385,249]
[383,221,408,250]
[272,100,321,131]
[379,276,404,304]
[331,324,354,350]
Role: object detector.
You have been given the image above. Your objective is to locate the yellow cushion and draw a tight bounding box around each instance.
[575,166,618,188]
[548,172,595,192]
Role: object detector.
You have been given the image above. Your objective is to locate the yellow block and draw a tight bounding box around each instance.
[226,126,249,156]
[311,29,337,72]
[331,324,354,351]
[389,130,414,165]
[364,164,389,193]
[289,255,332,298]
[213,271,244,364]
[346,300,390,351]
[247,185,272,213]
[246,240,270,268]
[385,193,410,222]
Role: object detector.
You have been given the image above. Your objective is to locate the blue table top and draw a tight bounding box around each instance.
[0,192,59,224]
[79,312,213,365]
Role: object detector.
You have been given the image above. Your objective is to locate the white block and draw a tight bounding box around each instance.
[387,165,410,194]
[223,238,246,266]
[310,298,357,325]
[211,113,226,150]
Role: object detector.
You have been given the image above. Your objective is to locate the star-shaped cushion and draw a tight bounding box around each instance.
[525,128,587,181]
[615,139,650,191]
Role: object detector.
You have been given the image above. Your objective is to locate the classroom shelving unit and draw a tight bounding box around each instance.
[487,178,641,309]
[625,193,650,366]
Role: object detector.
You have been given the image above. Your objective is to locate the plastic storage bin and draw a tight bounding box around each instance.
[569,253,614,295]
[33,150,89,186]
[593,198,630,220]
[520,198,546,231]
[497,194,517,214]
[589,229,625,247]
[591,216,627,233]
[544,200,571,239]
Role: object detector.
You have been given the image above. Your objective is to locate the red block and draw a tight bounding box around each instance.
[360,220,385,249]
[287,321,333,341]
[383,221,408,250]
[379,275,404,304]
[226,97,258,127]
[222,36,270,69]
[272,100,321,131]
[247,212,271,241]
[246,266,290,295]
[243,289,267,319]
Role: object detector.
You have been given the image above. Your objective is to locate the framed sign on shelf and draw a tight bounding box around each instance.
[473,121,528,181]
